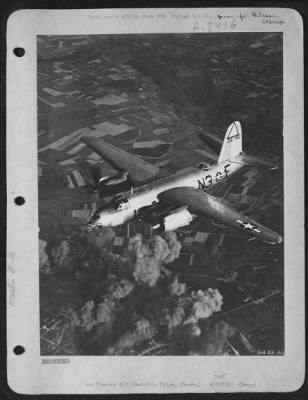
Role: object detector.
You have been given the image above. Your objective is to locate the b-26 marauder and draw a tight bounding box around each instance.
[82,121,283,245]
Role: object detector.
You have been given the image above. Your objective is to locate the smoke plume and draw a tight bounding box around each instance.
[184,288,223,325]
[106,318,156,355]
[169,276,187,296]
[86,227,116,251]
[106,277,135,300]
[41,226,228,356]
[163,231,182,263]
[128,233,182,287]
[191,319,236,355]
[50,240,71,270]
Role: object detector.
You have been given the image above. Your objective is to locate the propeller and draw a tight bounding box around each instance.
[81,164,105,194]
[89,165,104,187]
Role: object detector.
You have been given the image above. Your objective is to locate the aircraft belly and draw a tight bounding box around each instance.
[129,172,197,217]
[129,162,242,220]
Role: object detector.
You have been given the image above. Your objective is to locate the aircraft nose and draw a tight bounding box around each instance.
[88,207,124,228]
[88,213,99,226]
[99,213,112,227]
[93,209,115,227]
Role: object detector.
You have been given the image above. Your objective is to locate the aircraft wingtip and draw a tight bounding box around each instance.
[277,235,283,244]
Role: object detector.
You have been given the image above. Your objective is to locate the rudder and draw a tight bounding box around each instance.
[218,121,242,163]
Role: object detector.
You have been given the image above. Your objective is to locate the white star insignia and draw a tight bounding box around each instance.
[236,219,261,233]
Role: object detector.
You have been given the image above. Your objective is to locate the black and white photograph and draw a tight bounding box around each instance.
[38,33,284,357]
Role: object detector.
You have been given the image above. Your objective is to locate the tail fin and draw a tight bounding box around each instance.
[218,121,242,163]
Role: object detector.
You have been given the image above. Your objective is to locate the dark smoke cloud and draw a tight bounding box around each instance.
[50,240,71,270]
[191,319,236,355]
[86,227,116,251]
[169,276,187,296]
[41,228,226,355]
[184,288,223,325]
[106,318,156,355]
[128,233,182,287]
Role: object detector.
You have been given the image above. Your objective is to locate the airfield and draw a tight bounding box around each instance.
[38,33,284,356]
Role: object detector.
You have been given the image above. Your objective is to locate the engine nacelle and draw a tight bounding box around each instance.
[98,172,131,197]
[153,207,194,233]
[99,172,128,186]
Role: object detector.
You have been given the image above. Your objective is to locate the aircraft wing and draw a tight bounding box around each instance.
[81,136,160,186]
[158,187,283,244]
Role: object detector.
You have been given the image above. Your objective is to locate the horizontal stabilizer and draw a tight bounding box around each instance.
[237,154,279,170]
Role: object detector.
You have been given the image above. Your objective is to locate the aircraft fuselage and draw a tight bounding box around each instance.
[89,156,243,228]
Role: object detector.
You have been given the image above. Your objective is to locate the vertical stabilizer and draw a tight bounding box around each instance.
[218,121,242,163]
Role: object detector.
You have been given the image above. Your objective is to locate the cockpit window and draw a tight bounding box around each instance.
[111,196,130,211]
[89,211,100,224]
[92,211,100,219]
[197,162,210,171]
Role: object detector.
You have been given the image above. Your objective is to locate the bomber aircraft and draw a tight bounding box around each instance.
[81,121,283,245]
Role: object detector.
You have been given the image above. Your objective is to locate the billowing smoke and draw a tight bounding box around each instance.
[133,257,161,287]
[105,277,134,300]
[71,300,97,331]
[96,297,117,325]
[184,288,223,325]
[190,319,236,355]
[151,235,171,261]
[42,227,117,275]
[156,287,223,341]
[51,240,71,270]
[169,276,187,296]
[106,318,156,355]
[40,227,228,356]
[164,305,186,339]
[72,296,117,332]
[128,233,182,287]
[163,231,182,263]
[86,227,116,251]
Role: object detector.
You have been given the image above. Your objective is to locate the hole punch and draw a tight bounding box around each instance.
[13,345,25,355]
[13,47,25,57]
[14,196,25,206]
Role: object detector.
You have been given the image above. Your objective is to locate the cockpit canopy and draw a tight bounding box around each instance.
[88,210,100,224]
[110,196,130,211]
[88,196,130,225]
[197,162,210,171]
